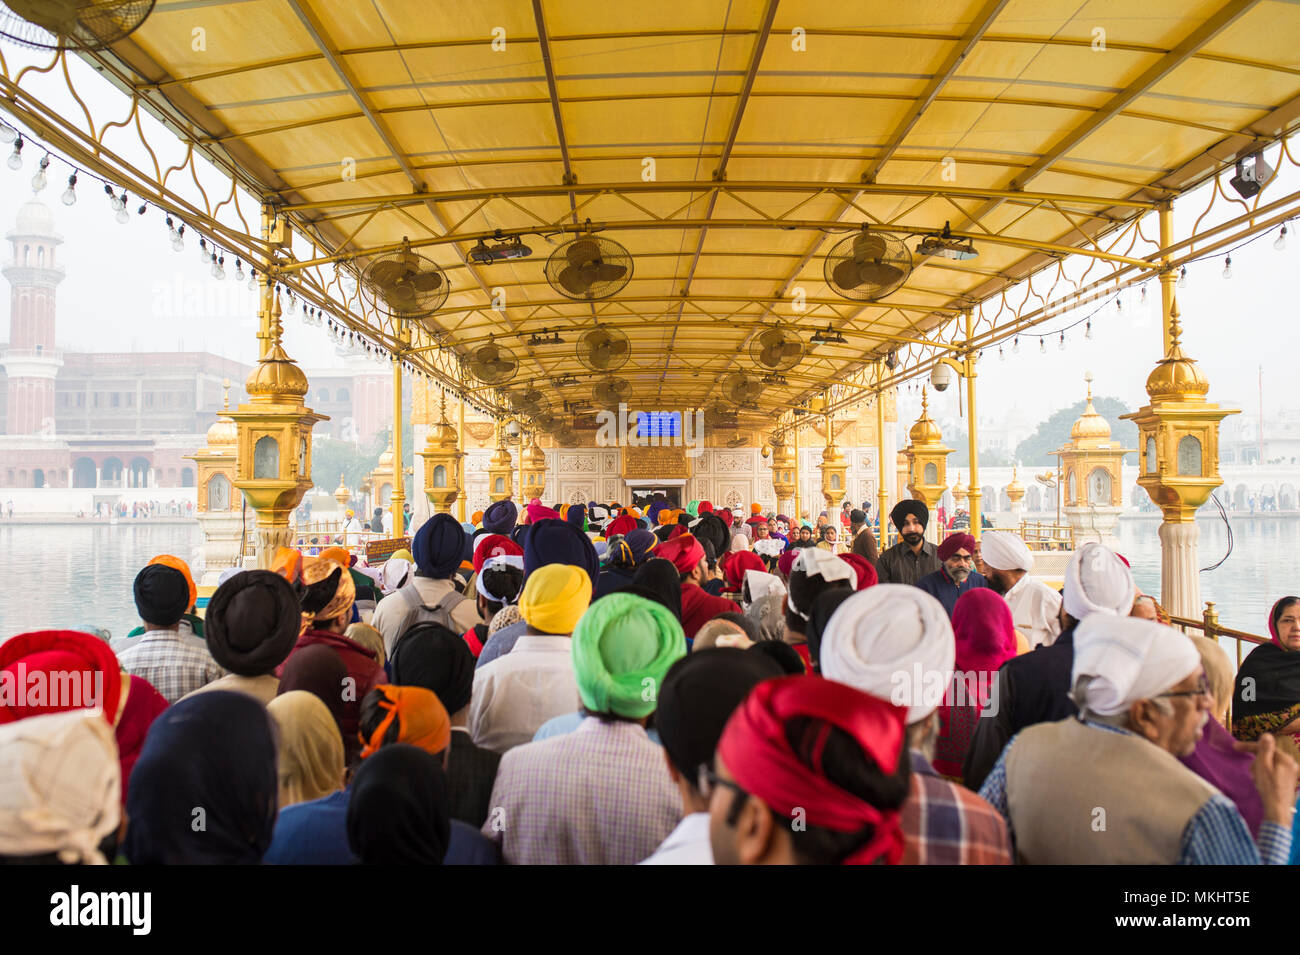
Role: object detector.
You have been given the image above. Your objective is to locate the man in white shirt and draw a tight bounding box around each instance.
[642,646,784,864]
[372,513,481,656]
[979,530,1061,648]
[469,564,591,752]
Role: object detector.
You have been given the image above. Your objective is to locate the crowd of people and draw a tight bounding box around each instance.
[2,491,1298,866]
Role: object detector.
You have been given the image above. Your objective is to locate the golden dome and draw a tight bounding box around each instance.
[246,342,309,400]
[525,438,546,469]
[377,443,395,469]
[205,378,236,449]
[1069,373,1112,445]
[908,388,944,445]
[1005,466,1025,502]
[820,440,845,466]
[1145,311,1209,402]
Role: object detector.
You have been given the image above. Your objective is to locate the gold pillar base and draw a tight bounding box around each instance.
[427,489,460,514]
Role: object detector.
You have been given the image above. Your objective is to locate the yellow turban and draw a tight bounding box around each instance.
[518,564,592,635]
[390,548,413,563]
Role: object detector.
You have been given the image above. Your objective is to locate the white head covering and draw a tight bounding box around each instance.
[217,567,244,586]
[1069,615,1201,717]
[729,533,751,553]
[0,709,121,864]
[743,569,786,605]
[820,584,956,722]
[786,548,857,619]
[475,554,524,602]
[980,530,1034,572]
[381,557,413,593]
[753,537,784,558]
[1063,542,1135,621]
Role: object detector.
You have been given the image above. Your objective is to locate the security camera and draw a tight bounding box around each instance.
[930,362,954,392]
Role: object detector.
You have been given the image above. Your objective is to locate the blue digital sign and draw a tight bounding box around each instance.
[637,411,681,437]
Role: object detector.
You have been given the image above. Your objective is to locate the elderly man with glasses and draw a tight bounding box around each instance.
[914,532,990,618]
[978,615,1297,864]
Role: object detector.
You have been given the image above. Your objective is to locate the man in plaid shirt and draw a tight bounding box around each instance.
[116,564,224,704]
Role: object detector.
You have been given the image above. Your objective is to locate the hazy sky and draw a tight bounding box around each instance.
[1,45,1295,430]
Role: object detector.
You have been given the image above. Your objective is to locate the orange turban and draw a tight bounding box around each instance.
[319,546,351,567]
[360,684,451,758]
[148,554,196,612]
[751,503,763,515]
[471,510,484,525]
[299,557,356,634]
[272,547,303,585]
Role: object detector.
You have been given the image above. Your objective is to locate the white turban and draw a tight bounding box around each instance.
[787,549,857,618]
[820,584,956,723]
[743,569,786,604]
[1063,542,1135,621]
[729,533,751,553]
[1070,615,1200,717]
[381,557,413,593]
[0,709,120,864]
[980,531,1033,572]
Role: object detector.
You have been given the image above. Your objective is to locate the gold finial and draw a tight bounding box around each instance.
[439,388,447,420]
[271,288,284,345]
[221,377,231,412]
[1168,297,1183,351]
[920,387,929,413]
[1084,371,1094,402]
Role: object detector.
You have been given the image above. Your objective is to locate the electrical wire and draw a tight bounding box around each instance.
[1199,491,1233,573]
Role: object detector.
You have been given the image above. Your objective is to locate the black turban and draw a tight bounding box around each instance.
[482,499,517,535]
[850,508,866,524]
[133,564,191,628]
[389,622,475,715]
[656,648,782,781]
[747,639,805,676]
[692,512,729,561]
[347,744,451,865]
[890,499,929,532]
[205,570,300,676]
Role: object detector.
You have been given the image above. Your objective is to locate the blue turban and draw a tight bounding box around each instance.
[566,502,587,532]
[413,513,466,578]
[483,499,517,535]
[646,500,666,525]
[523,518,599,587]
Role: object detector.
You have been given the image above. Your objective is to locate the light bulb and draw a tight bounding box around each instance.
[1039,338,1046,354]
[1085,321,1092,340]
[0,124,15,145]
[1275,225,1288,251]
[1140,284,1148,303]
[1058,332,1066,351]
[998,345,1005,362]
[287,294,297,315]
[1222,255,1232,279]
[1012,337,1019,354]
[247,270,256,292]
[172,225,185,253]
[234,259,244,282]
[1177,266,1187,288]
[60,173,76,206]
[115,205,129,224]
[1116,296,1122,312]
[30,155,48,193]
[7,138,22,171]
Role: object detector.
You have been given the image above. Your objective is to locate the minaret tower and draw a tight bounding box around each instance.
[1,198,65,435]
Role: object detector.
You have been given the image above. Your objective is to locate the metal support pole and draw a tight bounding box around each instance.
[257,206,275,360]
[391,354,405,539]
[516,424,524,503]
[792,422,801,524]
[964,310,982,540]
[1158,202,1175,357]
[876,376,888,550]
[457,391,466,521]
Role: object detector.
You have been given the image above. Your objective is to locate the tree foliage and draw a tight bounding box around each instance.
[1013,395,1137,467]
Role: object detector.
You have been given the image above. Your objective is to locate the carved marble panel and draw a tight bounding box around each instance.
[602,451,618,473]
[559,453,597,473]
[713,451,753,474]
[560,482,596,506]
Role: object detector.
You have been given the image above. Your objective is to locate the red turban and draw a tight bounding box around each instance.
[667,524,689,540]
[745,516,767,528]
[717,675,908,865]
[952,589,1018,681]
[658,534,705,575]
[777,550,798,578]
[937,532,976,562]
[718,509,733,528]
[839,553,877,590]
[0,630,124,726]
[723,551,765,591]
[604,515,638,539]
[473,533,523,573]
[699,501,713,514]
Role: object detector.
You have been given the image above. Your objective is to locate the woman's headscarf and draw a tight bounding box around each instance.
[952,589,1019,689]
[346,743,452,865]
[124,691,278,864]
[729,532,751,553]
[267,690,345,808]
[0,709,120,864]
[629,558,683,623]
[487,603,523,637]
[1234,597,1300,723]
[344,622,386,668]
[277,645,348,726]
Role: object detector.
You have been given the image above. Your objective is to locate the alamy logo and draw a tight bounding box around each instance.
[0,664,103,711]
[49,886,151,935]
[594,404,706,451]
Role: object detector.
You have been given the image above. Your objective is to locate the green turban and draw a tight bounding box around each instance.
[571,593,686,719]
[686,500,700,517]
